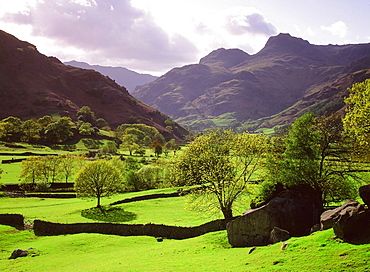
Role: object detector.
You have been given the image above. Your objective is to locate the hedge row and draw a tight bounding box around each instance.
[33,218,230,239]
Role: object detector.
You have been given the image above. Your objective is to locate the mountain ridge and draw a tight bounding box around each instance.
[132,33,370,131]
[64,60,157,92]
[0,30,190,140]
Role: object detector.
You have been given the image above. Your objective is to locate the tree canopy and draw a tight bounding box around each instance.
[172,129,267,220]
[74,160,123,208]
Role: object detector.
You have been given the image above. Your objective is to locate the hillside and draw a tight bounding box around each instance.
[0,30,189,140]
[64,61,157,92]
[132,33,370,130]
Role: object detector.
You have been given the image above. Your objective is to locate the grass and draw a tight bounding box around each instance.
[0,188,218,225]
[0,225,370,271]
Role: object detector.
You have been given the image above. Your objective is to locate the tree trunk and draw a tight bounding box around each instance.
[221,207,233,221]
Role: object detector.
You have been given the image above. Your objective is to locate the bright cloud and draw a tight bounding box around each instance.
[1,0,198,72]
[224,7,276,36]
[321,21,349,38]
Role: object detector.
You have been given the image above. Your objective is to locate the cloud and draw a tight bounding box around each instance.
[321,21,348,38]
[1,0,198,72]
[225,7,277,36]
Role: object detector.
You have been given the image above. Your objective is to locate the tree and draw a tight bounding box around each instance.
[21,119,41,143]
[100,141,118,154]
[44,117,74,143]
[19,156,43,184]
[343,79,370,157]
[172,129,267,220]
[74,160,122,208]
[0,117,22,141]
[120,134,139,156]
[262,112,360,208]
[59,154,80,183]
[77,106,96,124]
[78,122,94,135]
[150,140,163,157]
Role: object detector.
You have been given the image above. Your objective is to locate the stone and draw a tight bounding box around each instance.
[9,249,28,259]
[359,184,370,207]
[320,199,364,230]
[227,188,322,247]
[332,200,370,244]
[270,227,291,244]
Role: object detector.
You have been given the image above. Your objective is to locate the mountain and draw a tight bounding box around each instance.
[132,33,370,131]
[64,61,157,92]
[0,30,189,140]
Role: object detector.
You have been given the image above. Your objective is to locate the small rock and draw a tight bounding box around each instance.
[270,226,290,244]
[9,249,28,259]
[280,242,288,250]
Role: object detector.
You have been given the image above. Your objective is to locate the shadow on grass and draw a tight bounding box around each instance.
[81,206,137,222]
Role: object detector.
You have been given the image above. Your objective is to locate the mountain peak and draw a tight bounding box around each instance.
[258,33,313,56]
[199,48,250,69]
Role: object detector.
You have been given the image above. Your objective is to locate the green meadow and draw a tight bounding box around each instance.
[1,145,370,271]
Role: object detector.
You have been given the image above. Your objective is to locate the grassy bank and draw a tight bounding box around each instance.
[0,225,369,271]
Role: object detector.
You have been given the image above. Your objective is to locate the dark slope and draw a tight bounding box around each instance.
[64,61,157,92]
[133,33,370,130]
[0,30,190,139]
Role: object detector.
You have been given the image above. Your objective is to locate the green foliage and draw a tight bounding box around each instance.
[78,122,94,135]
[343,79,370,158]
[172,129,267,219]
[120,134,139,156]
[21,119,42,142]
[100,141,118,154]
[263,112,361,207]
[77,106,96,124]
[74,160,123,207]
[45,117,74,143]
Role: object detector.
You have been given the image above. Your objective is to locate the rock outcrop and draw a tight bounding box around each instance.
[320,199,363,230]
[227,189,321,247]
[359,184,370,207]
[332,200,370,244]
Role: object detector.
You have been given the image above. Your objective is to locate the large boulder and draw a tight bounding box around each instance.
[359,184,370,207]
[320,199,363,230]
[332,200,370,244]
[227,189,322,247]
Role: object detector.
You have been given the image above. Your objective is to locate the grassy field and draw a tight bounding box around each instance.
[1,224,370,271]
[1,143,370,271]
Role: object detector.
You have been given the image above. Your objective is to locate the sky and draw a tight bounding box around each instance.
[0,0,369,75]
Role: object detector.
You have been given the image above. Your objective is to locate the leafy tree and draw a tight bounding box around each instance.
[44,117,74,143]
[343,79,370,157]
[172,129,267,220]
[116,124,159,140]
[96,118,109,129]
[100,141,118,154]
[0,117,22,141]
[37,115,53,127]
[150,140,163,157]
[79,122,94,135]
[19,156,43,184]
[59,154,81,183]
[74,160,123,208]
[120,134,139,156]
[21,119,41,143]
[262,112,360,208]
[77,106,96,124]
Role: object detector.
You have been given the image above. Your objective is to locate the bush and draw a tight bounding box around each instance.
[250,181,284,209]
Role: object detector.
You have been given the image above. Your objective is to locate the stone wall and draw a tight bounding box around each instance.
[33,219,228,239]
[0,214,24,229]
